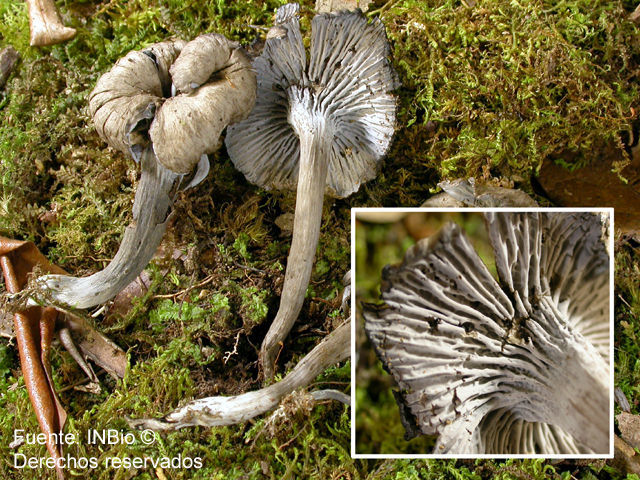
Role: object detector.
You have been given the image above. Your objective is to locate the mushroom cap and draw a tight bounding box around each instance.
[363,212,610,454]
[225,3,398,198]
[89,35,256,174]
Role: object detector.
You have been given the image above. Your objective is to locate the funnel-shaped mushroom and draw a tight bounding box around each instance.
[363,212,610,454]
[36,36,256,309]
[226,3,397,379]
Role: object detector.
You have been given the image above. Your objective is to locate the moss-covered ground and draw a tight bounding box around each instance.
[0,0,638,478]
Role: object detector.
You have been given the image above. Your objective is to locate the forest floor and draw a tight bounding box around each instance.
[0,0,639,478]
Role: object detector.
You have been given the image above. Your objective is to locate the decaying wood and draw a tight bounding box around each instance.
[128,321,349,430]
[310,388,350,405]
[538,155,640,232]
[0,46,19,89]
[364,212,610,454]
[613,435,640,475]
[617,412,640,449]
[26,0,76,47]
[614,402,640,475]
[630,4,640,23]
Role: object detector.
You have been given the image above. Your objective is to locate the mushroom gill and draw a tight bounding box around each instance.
[363,212,611,454]
[225,3,397,380]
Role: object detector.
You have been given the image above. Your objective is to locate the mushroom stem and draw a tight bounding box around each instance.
[261,96,331,380]
[520,297,610,453]
[26,0,76,47]
[129,321,349,430]
[36,148,179,309]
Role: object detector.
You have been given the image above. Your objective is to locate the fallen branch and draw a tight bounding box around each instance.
[310,389,350,405]
[128,321,350,430]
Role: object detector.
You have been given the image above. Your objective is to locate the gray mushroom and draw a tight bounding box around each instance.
[363,212,610,454]
[36,35,257,309]
[0,46,20,90]
[225,3,397,379]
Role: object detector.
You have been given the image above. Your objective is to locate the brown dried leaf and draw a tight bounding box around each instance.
[105,271,151,320]
[0,237,128,480]
[0,239,66,479]
[64,314,127,379]
[538,158,640,232]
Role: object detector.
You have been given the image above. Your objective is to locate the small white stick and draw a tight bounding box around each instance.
[128,321,350,430]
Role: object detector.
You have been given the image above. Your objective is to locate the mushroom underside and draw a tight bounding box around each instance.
[364,212,610,454]
[225,3,397,380]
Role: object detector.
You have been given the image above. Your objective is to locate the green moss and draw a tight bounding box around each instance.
[0,0,637,478]
[233,232,252,260]
[358,0,639,207]
[238,286,269,326]
[615,235,640,413]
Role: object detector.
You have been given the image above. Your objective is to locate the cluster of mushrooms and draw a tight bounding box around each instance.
[1,0,618,468]
[3,3,398,475]
[364,212,611,454]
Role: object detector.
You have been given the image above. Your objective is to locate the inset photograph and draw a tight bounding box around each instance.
[353,209,613,458]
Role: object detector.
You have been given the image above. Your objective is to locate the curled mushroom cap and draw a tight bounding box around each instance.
[36,35,257,309]
[363,212,610,454]
[226,3,397,379]
[424,178,538,207]
[90,35,256,173]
